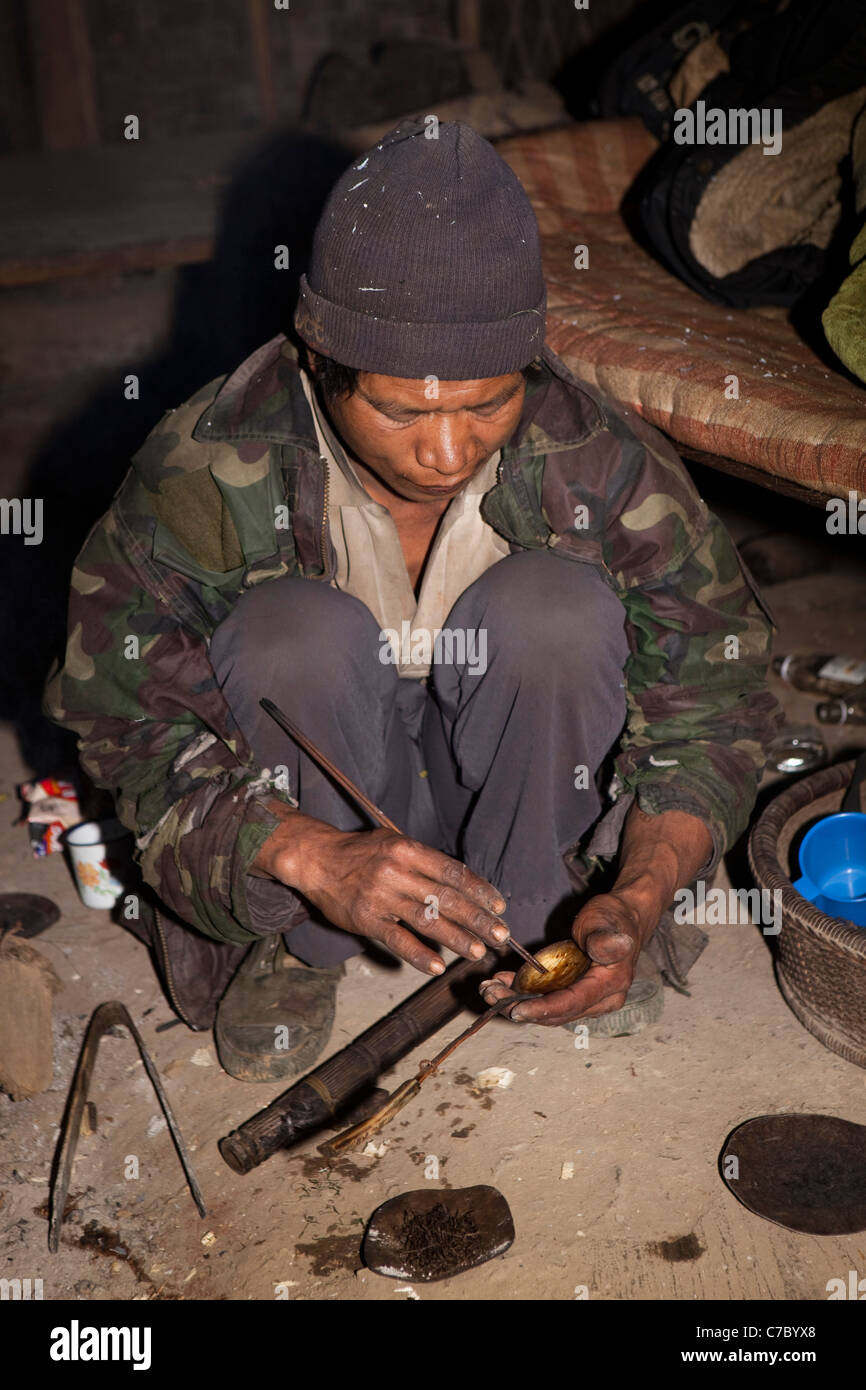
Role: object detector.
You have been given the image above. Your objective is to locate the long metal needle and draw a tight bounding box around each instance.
[260,696,547,976]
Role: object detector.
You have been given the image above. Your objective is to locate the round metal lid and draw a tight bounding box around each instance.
[721,1113,866,1235]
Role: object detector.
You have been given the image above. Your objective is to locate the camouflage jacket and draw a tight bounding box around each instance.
[44,335,780,969]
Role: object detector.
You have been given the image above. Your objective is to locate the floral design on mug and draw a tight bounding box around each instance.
[76,857,115,894]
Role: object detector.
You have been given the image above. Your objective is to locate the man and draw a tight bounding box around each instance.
[44,119,780,1082]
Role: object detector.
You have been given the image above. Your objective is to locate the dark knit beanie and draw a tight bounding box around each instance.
[294,118,546,379]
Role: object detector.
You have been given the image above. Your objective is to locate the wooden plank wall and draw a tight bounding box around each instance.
[25,0,98,149]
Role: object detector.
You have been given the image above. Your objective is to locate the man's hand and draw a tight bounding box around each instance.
[480,805,713,1026]
[479,889,645,1024]
[251,801,509,975]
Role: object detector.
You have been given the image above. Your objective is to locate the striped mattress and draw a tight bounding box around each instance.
[497,119,866,498]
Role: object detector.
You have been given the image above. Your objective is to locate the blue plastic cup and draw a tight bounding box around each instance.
[794,812,866,927]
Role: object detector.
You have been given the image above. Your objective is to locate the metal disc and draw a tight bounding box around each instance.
[721,1114,866,1234]
[0,894,61,939]
[363,1185,515,1282]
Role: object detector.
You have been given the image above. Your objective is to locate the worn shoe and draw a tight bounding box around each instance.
[561,952,664,1040]
[214,934,342,1082]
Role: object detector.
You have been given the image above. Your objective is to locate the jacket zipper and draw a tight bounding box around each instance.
[318,459,330,576]
[153,907,194,1028]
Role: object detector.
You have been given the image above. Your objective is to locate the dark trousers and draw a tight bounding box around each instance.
[209,550,629,966]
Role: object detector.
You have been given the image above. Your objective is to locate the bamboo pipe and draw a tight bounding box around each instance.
[218,951,495,1173]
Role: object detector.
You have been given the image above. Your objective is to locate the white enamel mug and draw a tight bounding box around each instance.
[64,818,132,909]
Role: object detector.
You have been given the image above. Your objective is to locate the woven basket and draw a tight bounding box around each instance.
[748,759,866,1069]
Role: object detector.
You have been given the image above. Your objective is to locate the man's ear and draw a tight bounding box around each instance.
[305,346,321,376]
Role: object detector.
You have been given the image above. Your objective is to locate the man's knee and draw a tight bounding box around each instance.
[210,576,386,688]
[443,550,629,679]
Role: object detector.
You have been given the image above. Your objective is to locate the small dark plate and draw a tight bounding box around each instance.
[0,893,61,939]
[363,1184,514,1282]
[721,1113,866,1235]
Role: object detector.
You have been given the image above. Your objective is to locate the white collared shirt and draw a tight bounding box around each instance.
[300,369,510,678]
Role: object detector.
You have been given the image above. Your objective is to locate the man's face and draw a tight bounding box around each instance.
[316,364,526,506]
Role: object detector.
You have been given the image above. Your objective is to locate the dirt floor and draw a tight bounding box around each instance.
[3,820,864,1305]
[0,352,864,1300]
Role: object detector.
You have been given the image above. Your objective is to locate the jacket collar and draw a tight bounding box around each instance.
[191,335,319,452]
[192,334,605,456]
